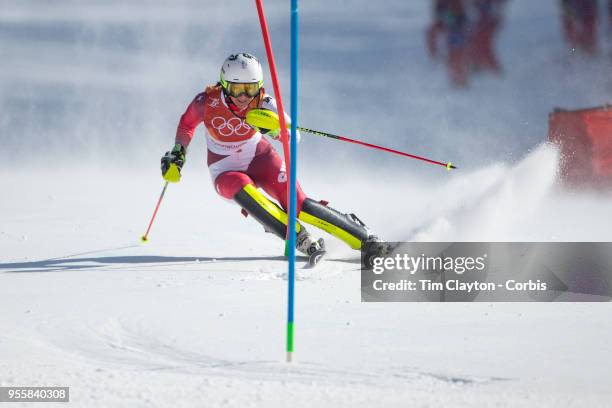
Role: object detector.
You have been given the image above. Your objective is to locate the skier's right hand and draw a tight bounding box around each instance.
[161,143,186,183]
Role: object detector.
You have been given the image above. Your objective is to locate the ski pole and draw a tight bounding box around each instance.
[298,126,457,170]
[140,181,169,243]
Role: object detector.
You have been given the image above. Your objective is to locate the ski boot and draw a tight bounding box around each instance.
[297,229,326,267]
[233,184,325,267]
[361,235,393,270]
[298,198,390,269]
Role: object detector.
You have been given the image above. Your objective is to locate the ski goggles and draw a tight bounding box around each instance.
[224,82,261,98]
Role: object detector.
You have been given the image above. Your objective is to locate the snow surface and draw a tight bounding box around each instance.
[1,1,612,407]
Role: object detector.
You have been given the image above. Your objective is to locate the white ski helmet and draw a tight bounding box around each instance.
[220,53,264,95]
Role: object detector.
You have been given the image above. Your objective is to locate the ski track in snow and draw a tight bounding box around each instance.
[43,318,507,387]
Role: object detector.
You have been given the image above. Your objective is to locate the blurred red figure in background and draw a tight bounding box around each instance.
[427,0,470,87]
[560,0,599,55]
[469,0,507,73]
[426,1,446,58]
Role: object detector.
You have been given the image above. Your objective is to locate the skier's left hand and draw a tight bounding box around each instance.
[245,108,281,139]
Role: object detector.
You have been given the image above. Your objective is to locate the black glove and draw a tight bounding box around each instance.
[161,144,186,183]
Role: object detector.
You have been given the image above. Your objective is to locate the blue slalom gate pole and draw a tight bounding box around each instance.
[286,0,299,363]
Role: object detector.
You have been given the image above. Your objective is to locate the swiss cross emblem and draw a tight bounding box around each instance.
[208,98,220,108]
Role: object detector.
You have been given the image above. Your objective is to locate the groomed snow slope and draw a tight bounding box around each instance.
[1,0,612,407]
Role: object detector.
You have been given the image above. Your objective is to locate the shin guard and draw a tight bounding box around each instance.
[298,198,369,249]
[233,184,302,239]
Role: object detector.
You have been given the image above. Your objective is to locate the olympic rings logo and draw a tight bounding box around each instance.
[211,116,252,137]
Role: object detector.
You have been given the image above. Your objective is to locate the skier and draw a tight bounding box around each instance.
[161,53,387,267]
[468,0,507,74]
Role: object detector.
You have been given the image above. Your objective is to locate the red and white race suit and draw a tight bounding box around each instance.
[175,85,306,211]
